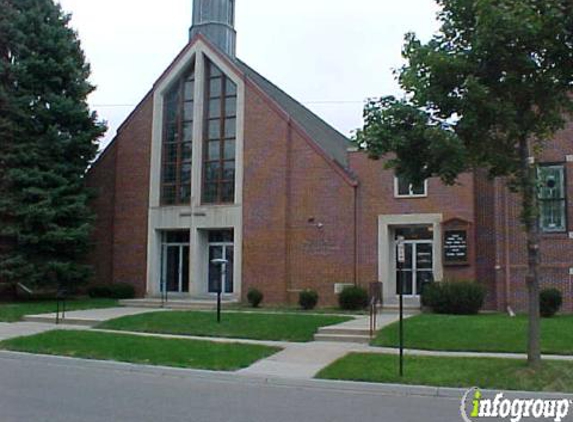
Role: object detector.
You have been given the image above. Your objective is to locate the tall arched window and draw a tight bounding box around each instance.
[202,60,237,204]
[161,67,195,205]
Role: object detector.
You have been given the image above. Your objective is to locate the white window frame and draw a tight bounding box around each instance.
[537,164,567,233]
[394,176,428,198]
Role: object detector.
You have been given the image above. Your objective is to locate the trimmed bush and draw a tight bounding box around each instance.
[421,281,485,315]
[338,286,369,310]
[420,283,441,308]
[87,283,135,300]
[87,285,109,298]
[540,288,563,318]
[299,289,319,310]
[247,288,264,308]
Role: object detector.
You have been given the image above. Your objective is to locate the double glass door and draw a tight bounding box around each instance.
[396,241,433,296]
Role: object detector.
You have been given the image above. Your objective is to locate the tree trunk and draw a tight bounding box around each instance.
[518,138,542,368]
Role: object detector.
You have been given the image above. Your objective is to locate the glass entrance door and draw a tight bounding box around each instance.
[396,241,434,296]
[161,231,190,294]
[207,230,234,294]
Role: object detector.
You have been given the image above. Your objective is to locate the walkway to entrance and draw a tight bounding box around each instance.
[23,307,166,327]
[4,306,572,382]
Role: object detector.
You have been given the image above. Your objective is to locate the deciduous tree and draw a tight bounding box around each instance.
[357,0,573,367]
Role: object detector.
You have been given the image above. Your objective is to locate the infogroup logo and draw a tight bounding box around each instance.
[460,388,572,422]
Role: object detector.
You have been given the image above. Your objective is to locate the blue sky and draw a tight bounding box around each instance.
[57,0,440,150]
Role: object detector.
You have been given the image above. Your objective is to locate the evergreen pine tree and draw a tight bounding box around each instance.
[0,0,106,292]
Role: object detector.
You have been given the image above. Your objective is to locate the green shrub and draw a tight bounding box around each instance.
[87,285,109,298]
[338,286,369,310]
[299,289,319,310]
[421,281,485,315]
[420,283,441,308]
[247,288,264,308]
[540,288,563,318]
[88,283,135,300]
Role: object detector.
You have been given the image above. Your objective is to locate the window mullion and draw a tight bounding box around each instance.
[218,77,226,203]
[202,64,210,204]
[176,79,184,205]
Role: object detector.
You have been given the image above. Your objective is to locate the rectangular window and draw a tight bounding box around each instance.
[538,164,567,233]
[394,175,427,198]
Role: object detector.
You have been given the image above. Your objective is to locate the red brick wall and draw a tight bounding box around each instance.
[86,95,153,297]
[474,170,499,309]
[349,152,477,288]
[242,84,290,304]
[242,83,356,306]
[111,95,153,297]
[285,129,356,305]
[85,143,117,288]
[349,119,573,314]
[494,122,573,312]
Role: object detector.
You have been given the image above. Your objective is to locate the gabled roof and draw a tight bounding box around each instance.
[91,35,354,175]
[233,59,352,167]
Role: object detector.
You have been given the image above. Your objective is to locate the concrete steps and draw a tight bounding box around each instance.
[314,326,372,344]
[119,298,238,310]
[380,305,421,312]
[313,309,420,344]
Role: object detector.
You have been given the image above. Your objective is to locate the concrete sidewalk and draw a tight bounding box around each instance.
[4,306,573,382]
[0,322,80,341]
[23,306,167,326]
[238,341,371,379]
[240,340,573,379]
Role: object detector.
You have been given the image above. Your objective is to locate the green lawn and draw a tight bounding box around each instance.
[317,353,573,393]
[0,299,119,322]
[0,330,280,371]
[98,311,352,342]
[373,314,573,355]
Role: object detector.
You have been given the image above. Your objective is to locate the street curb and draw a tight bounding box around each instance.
[1,351,571,400]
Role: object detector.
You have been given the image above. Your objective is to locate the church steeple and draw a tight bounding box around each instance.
[190,0,236,57]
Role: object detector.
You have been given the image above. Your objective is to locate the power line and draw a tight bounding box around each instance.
[92,104,136,108]
[92,99,368,108]
[304,100,366,104]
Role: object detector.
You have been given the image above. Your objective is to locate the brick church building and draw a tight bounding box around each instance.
[86,0,573,312]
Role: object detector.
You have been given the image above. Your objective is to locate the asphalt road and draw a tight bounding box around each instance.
[0,352,463,422]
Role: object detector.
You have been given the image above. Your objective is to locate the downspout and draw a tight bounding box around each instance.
[285,119,293,300]
[504,184,515,317]
[353,183,358,286]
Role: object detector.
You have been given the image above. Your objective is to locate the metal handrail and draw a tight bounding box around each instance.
[55,288,67,325]
[369,281,383,338]
[369,296,378,337]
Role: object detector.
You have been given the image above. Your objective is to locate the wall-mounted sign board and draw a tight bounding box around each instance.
[442,218,472,267]
[443,230,468,265]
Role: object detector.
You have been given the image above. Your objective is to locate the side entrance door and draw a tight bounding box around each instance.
[396,240,434,296]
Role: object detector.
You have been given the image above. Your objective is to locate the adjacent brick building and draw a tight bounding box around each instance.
[86,0,573,312]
